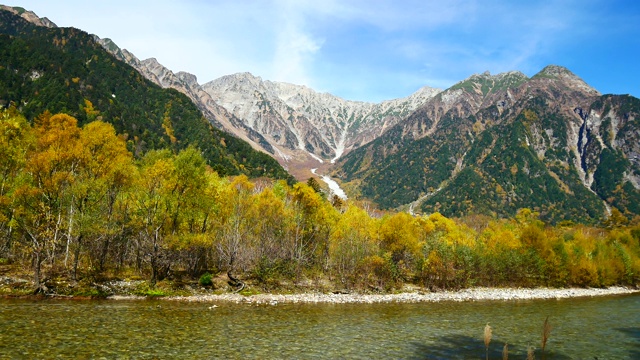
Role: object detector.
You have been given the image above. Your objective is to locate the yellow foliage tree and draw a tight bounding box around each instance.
[330,205,378,287]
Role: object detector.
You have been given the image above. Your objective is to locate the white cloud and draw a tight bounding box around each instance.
[270,0,323,86]
[272,29,322,86]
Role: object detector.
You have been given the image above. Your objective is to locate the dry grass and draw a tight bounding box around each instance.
[541,316,552,357]
[527,346,535,360]
[481,317,551,359]
[484,323,492,360]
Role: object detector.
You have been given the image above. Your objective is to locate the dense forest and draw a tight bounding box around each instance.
[1,108,638,295]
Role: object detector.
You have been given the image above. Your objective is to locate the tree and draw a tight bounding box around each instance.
[214,174,256,287]
[250,186,291,283]
[70,120,133,279]
[605,207,629,229]
[378,212,424,282]
[14,113,84,291]
[329,205,378,287]
[288,182,337,277]
[129,149,175,286]
[306,177,322,194]
[163,147,213,277]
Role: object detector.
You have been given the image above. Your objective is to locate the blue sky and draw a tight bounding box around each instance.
[14,0,640,102]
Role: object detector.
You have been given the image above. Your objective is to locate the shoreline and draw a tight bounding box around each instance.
[150,286,640,305]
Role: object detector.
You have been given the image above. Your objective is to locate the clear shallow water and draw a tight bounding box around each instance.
[0,294,638,359]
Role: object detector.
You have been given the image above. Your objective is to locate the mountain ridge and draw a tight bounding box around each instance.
[90,36,443,176]
[334,64,639,223]
[202,71,441,165]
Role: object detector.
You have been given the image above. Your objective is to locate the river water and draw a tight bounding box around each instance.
[0,294,638,359]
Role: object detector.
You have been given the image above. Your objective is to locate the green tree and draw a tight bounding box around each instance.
[329,205,378,287]
[379,212,424,282]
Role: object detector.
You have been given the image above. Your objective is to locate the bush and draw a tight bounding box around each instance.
[199,272,213,287]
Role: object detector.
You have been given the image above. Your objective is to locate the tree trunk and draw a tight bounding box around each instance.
[33,249,45,294]
[150,243,158,288]
[227,271,245,292]
[98,237,110,271]
[150,228,160,287]
[72,235,83,282]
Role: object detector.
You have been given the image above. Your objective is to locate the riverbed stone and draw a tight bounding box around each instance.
[151,286,639,305]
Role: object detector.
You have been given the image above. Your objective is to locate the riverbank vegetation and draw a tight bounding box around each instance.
[1,108,639,296]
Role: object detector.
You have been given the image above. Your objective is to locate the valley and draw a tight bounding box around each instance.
[0,4,639,310]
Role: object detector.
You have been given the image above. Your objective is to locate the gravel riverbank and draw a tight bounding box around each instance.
[151,287,639,305]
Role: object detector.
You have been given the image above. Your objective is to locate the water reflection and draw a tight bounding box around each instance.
[616,327,640,359]
[409,335,572,360]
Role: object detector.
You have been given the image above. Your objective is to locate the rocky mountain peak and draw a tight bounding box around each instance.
[407,70,528,132]
[176,71,198,87]
[227,72,264,84]
[0,5,56,27]
[397,85,442,103]
[202,72,443,171]
[536,64,574,78]
[496,70,528,81]
[533,65,600,96]
[234,72,262,81]
[141,57,161,67]
[336,64,640,223]
[95,37,123,57]
[452,70,529,91]
[207,72,266,95]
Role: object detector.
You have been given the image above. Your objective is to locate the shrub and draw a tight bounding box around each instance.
[199,272,213,287]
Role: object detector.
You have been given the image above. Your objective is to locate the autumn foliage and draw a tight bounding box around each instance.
[1,108,639,292]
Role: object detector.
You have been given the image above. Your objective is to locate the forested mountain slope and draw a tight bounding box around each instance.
[0,9,292,181]
[335,66,640,223]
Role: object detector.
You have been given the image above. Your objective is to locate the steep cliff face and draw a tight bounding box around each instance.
[582,95,640,215]
[92,39,276,155]
[202,72,441,165]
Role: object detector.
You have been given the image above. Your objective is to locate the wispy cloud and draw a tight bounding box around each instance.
[270,0,323,86]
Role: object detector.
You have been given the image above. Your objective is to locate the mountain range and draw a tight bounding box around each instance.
[2,5,639,223]
[93,39,442,179]
[336,66,640,223]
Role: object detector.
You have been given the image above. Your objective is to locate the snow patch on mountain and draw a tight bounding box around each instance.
[311,169,347,200]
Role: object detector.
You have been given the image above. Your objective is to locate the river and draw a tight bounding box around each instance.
[0,294,638,359]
